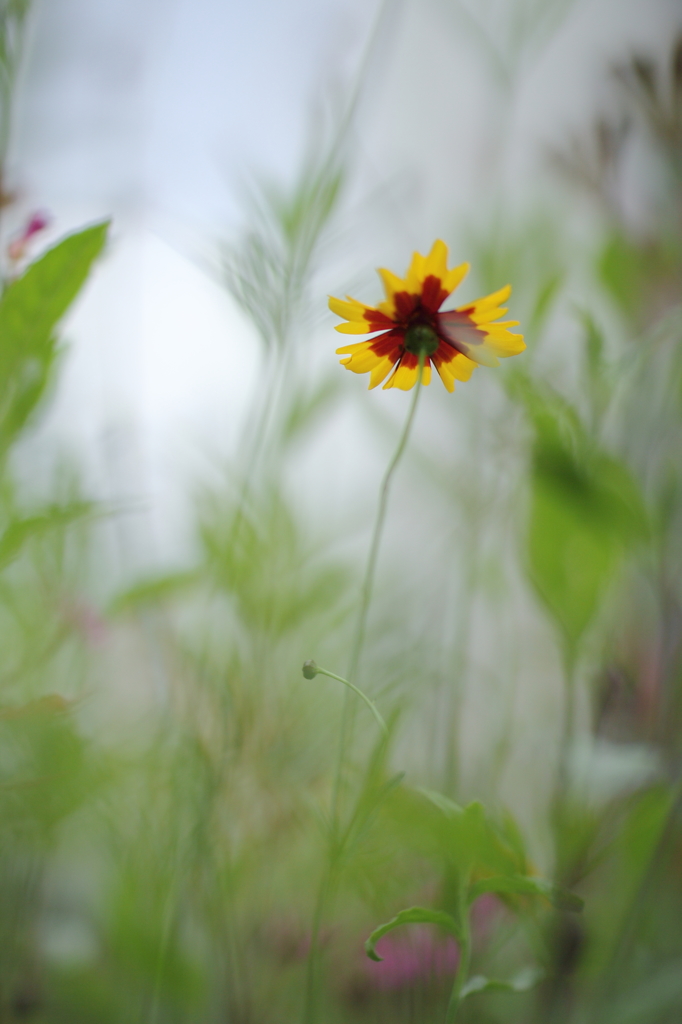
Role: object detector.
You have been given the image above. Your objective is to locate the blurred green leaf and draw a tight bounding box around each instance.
[603,961,682,1023]
[417,790,525,877]
[468,873,584,912]
[0,222,108,447]
[518,383,648,647]
[0,500,93,570]
[280,376,341,444]
[365,906,463,961]
[0,694,72,720]
[201,486,348,636]
[460,965,544,999]
[108,570,200,614]
[529,271,563,336]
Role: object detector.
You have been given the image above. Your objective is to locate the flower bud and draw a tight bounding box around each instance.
[302,660,318,679]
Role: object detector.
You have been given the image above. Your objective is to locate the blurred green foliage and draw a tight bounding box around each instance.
[0,6,681,1024]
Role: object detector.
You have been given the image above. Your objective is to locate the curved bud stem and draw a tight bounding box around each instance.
[303,661,387,736]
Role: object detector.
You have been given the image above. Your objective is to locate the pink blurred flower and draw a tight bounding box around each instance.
[7,211,51,263]
[59,597,109,648]
[362,927,459,991]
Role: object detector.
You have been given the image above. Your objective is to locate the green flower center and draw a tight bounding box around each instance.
[404,323,439,356]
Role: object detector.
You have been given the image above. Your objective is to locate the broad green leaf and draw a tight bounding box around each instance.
[520,384,647,647]
[468,874,584,912]
[417,790,523,876]
[365,906,462,961]
[460,966,544,999]
[0,222,109,444]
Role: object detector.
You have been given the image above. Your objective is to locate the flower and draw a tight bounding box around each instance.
[329,240,525,391]
[7,211,51,263]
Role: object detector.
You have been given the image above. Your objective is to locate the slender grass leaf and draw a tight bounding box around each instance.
[365,906,463,961]
[0,500,93,570]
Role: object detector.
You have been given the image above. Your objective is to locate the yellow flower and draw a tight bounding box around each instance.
[329,240,525,391]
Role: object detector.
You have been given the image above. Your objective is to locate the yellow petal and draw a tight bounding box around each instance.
[368,356,397,389]
[344,348,387,373]
[334,321,374,334]
[443,261,470,295]
[434,361,456,392]
[424,239,449,282]
[404,250,427,293]
[336,340,372,356]
[378,267,407,303]
[482,333,526,357]
[460,284,512,314]
[383,358,420,390]
[328,295,372,321]
[470,306,508,324]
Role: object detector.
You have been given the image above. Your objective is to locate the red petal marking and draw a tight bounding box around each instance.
[432,340,458,366]
[435,310,486,354]
[368,328,406,357]
[400,350,420,370]
[393,291,419,320]
[364,309,396,330]
[420,274,449,314]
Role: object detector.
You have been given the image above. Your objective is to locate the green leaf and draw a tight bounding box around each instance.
[528,271,563,336]
[603,961,682,1024]
[468,874,584,912]
[0,501,93,570]
[416,790,523,876]
[0,222,109,445]
[365,906,462,961]
[520,384,647,647]
[460,966,544,999]
[108,570,200,614]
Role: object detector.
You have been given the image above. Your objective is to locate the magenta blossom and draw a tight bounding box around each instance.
[7,211,51,262]
[362,927,459,991]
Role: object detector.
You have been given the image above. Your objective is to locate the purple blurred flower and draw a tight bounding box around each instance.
[362,927,459,991]
[7,210,51,262]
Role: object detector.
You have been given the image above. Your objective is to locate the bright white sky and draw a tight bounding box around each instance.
[8,0,682,568]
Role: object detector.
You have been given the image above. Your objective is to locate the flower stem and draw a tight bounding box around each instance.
[330,354,426,820]
[313,666,388,736]
[302,355,426,1024]
[445,913,471,1024]
[347,355,426,686]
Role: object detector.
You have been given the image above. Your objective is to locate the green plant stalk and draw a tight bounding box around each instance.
[555,642,577,808]
[303,354,425,1024]
[314,666,388,735]
[445,901,471,1024]
[331,353,426,823]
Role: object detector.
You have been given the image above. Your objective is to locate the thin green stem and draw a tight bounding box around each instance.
[346,355,426,687]
[332,353,424,822]
[302,356,426,1024]
[302,866,333,1024]
[555,643,577,808]
[445,911,471,1024]
[313,666,388,736]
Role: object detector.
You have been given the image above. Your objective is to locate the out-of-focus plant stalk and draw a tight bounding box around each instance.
[445,907,471,1024]
[555,645,578,806]
[303,354,425,1024]
[333,354,425,812]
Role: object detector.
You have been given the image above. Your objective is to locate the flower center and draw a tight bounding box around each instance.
[404,322,439,356]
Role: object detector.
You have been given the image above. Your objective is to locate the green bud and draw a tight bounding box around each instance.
[404,323,439,356]
[302,660,318,679]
